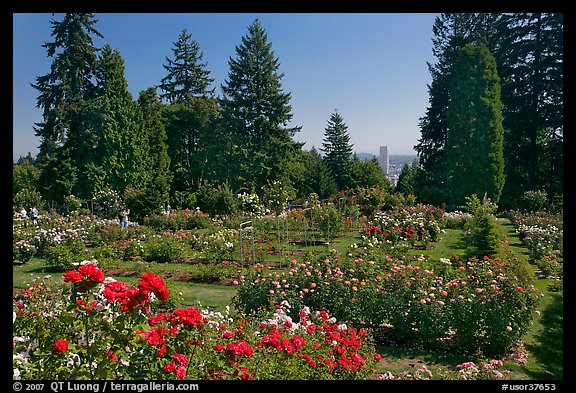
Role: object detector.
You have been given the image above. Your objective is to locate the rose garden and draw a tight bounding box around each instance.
[13,187,563,380]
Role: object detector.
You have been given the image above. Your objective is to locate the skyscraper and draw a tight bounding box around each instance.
[379,145,389,175]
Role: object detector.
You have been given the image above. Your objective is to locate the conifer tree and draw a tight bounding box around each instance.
[159,28,214,103]
[79,44,149,196]
[32,13,102,162]
[494,13,563,206]
[321,111,354,191]
[159,28,217,192]
[446,41,505,208]
[137,87,172,210]
[219,18,302,195]
[31,13,102,202]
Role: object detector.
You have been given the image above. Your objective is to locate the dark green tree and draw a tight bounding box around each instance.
[299,147,338,199]
[31,13,102,163]
[79,44,149,196]
[321,111,354,191]
[159,28,218,192]
[349,155,390,190]
[415,13,499,206]
[13,157,41,198]
[159,28,215,103]
[493,13,563,208]
[395,160,420,197]
[219,18,302,194]
[136,87,172,213]
[31,13,102,203]
[446,41,505,208]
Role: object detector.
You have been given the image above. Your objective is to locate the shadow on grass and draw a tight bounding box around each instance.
[524,291,563,379]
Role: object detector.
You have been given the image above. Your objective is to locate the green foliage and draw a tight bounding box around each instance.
[172,190,197,210]
[44,237,87,272]
[519,190,548,213]
[92,188,123,219]
[349,156,390,190]
[219,18,302,194]
[195,181,237,216]
[13,159,40,198]
[144,235,189,263]
[446,40,505,208]
[64,195,83,214]
[461,194,502,259]
[14,189,44,211]
[159,28,215,103]
[321,111,354,190]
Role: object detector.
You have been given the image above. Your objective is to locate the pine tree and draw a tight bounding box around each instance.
[137,87,172,210]
[494,13,563,207]
[31,13,103,203]
[159,28,214,103]
[159,28,218,192]
[446,41,505,208]
[219,18,302,194]
[321,111,354,191]
[31,13,102,163]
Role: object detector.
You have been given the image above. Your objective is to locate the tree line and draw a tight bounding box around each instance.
[13,13,562,218]
[411,13,563,210]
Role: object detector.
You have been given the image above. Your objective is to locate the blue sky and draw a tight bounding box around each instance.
[12,13,440,161]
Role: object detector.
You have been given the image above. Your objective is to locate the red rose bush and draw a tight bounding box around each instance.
[13,262,381,380]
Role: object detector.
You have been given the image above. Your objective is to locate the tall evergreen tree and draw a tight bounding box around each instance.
[415,13,500,206]
[31,13,102,163]
[493,13,563,207]
[159,28,217,192]
[321,111,354,191]
[31,13,103,203]
[446,41,505,208]
[219,18,302,194]
[137,87,172,209]
[79,44,149,196]
[159,28,215,103]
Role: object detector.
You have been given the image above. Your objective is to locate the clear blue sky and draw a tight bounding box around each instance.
[12,13,440,161]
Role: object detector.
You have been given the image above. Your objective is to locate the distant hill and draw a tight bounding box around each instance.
[355,152,418,164]
[355,152,377,161]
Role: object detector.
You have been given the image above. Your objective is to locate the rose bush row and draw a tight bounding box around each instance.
[13,263,381,380]
[233,248,541,355]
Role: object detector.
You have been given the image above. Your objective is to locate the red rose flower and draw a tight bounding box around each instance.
[54,339,69,353]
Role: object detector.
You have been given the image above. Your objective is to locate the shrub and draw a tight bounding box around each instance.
[92,188,123,219]
[14,188,44,212]
[44,237,88,271]
[64,194,83,215]
[145,234,189,263]
[13,268,381,380]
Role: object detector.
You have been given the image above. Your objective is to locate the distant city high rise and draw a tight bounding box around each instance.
[379,145,389,175]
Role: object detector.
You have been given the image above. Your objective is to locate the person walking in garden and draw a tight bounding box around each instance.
[120,208,130,229]
[30,206,39,226]
[19,207,27,227]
